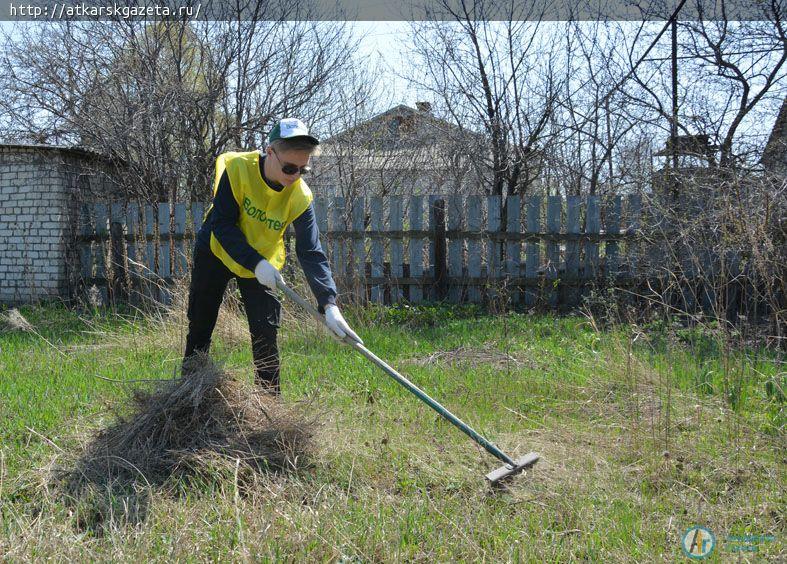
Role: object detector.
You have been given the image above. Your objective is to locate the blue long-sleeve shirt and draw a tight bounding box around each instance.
[196,155,337,312]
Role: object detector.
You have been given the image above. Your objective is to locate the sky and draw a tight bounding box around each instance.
[352,20,784,155]
[0,20,416,101]
[352,21,414,105]
[1,19,784,154]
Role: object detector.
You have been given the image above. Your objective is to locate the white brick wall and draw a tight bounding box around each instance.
[0,144,118,305]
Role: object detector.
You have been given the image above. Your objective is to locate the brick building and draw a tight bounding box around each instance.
[0,144,119,305]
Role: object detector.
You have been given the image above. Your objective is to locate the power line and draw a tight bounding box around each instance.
[598,0,689,107]
[644,48,783,62]
[563,0,689,133]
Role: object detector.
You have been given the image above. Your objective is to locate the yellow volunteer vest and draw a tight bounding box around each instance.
[206,150,313,277]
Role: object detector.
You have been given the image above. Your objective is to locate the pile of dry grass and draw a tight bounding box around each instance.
[1,308,33,332]
[60,353,316,494]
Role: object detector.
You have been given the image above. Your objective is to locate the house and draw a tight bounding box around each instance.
[761,96,787,176]
[0,143,121,304]
[310,103,488,199]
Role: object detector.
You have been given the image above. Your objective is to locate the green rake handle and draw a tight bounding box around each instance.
[276,280,517,468]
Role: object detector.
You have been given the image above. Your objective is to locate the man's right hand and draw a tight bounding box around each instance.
[254,258,284,290]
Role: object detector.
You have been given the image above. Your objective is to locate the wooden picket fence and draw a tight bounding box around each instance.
[77,194,644,307]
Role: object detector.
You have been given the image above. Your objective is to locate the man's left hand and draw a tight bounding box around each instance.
[254,258,284,290]
[324,304,363,345]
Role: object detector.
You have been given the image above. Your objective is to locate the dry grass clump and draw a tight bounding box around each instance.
[59,353,317,495]
[1,308,33,332]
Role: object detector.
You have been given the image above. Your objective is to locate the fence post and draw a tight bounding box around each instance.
[432,198,448,301]
[190,202,205,236]
[331,197,346,289]
[467,195,482,303]
[94,202,109,305]
[109,202,128,305]
[524,196,541,307]
[351,196,366,303]
[627,194,642,279]
[409,195,424,303]
[173,203,187,277]
[565,195,581,307]
[143,204,156,301]
[187,201,204,273]
[546,196,562,308]
[427,194,442,300]
[126,202,140,300]
[487,195,502,303]
[158,202,171,305]
[389,196,404,303]
[428,195,440,286]
[506,195,521,306]
[605,196,621,281]
[585,195,601,304]
[448,194,463,303]
[370,197,384,303]
[585,196,600,276]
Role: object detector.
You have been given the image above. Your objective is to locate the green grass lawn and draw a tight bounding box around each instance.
[0,297,784,561]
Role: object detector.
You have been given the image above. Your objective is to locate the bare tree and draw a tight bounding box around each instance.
[311,55,401,205]
[545,21,646,197]
[407,1,563,200]
[622,3,787,169]
[682,14,786,167]
[0,4,359,204]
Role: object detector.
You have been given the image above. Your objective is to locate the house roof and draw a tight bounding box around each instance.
[761,96,787,170]
[0,142,117,164]
[321,104,484,145]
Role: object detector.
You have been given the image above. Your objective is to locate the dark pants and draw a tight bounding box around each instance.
[183,243,282,393]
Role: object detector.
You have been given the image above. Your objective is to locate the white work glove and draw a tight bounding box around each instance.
[254,258,284,290]
[324,304,363,345]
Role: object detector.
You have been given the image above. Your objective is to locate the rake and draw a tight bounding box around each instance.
[277,281,540,486]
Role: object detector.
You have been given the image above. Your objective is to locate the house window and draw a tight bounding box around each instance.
[388,116,401,137]
[388,115,415,138]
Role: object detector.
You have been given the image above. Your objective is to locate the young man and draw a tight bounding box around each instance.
[183,118,362,395]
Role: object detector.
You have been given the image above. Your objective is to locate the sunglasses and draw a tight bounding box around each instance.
[271,148,311,176]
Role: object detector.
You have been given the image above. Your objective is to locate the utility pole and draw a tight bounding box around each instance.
[671,17,679,171]
[670,15,680,202]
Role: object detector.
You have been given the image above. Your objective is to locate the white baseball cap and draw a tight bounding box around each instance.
[267,118,320,145]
